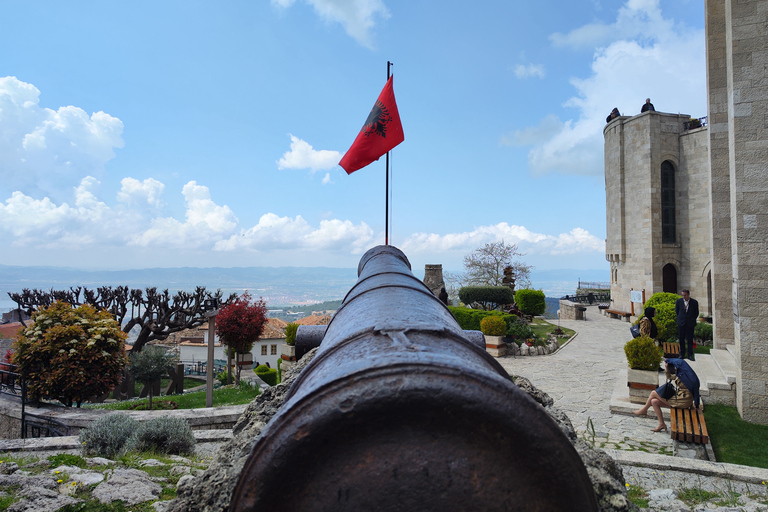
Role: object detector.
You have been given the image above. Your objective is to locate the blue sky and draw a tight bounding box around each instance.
[0,0,707,274]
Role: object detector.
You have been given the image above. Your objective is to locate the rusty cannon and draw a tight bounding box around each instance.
[232,245,597,511]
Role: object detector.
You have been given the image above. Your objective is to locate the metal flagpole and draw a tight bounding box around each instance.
[385,60,392,245]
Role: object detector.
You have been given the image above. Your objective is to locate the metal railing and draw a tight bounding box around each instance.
[23,413,71,438]
[560,293,611,304]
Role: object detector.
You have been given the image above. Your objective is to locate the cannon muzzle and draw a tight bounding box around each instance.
[232,245,597,511]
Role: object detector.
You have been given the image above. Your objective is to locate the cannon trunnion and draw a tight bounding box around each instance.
[232,245,597,511]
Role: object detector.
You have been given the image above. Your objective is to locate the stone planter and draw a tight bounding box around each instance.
[484,335,506,358]
[281,344,296,362]
[627,368,659,404]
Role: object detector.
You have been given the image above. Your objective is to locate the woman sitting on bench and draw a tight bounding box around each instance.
[632,358,701,432]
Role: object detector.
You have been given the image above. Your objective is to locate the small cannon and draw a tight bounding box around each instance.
[232,245,597,511]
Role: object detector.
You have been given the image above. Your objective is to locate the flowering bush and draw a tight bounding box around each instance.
[12,301,128,407]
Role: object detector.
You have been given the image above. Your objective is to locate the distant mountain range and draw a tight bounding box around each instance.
[0,265,607,311]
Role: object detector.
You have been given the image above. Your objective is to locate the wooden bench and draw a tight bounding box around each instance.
[605,309,632,321]
[670,407,709,444]
[663,341,680,358]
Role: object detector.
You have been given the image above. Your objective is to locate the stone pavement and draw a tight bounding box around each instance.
[497,307,768,510]
[497,307,676,456]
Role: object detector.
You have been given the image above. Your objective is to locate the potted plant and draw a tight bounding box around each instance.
[624,335,663,404]
[281,322,299,362]
[480,316,507,357]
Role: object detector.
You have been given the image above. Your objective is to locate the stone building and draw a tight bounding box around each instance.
[604,0,767,424]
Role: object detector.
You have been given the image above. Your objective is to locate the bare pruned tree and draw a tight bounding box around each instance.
[463,241,533,289]
[8,286,237,353]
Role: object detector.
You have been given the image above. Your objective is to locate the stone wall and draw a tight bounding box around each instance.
[723,0,768,424]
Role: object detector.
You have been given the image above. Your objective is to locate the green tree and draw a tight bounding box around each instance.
[515,289,546,316]
[216,291,268,384]
[129,346,175,410]
[12,301,128,407]
[458,286,515,310]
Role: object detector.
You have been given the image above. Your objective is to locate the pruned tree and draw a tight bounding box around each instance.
[463,241,532,289]
[8,286,236,353]
[216,291,268,385]
[458,286,515,311]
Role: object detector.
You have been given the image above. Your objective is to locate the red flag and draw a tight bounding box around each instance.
[339,76,404,174]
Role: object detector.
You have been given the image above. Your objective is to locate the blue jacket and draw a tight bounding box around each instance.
[667,358,701,408]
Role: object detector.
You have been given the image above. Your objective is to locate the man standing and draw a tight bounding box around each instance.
[675,289,699,360]
[641,98,656,113]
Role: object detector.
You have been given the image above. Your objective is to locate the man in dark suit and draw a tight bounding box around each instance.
[675,289,699,360]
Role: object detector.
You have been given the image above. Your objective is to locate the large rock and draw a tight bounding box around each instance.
[91,467,162,505]
[169,349,634,511]
[7,486,80,512]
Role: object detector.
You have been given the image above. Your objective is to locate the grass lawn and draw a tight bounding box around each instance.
[87,383,259,411]
[704,403,768,468]
[529,318,576,346]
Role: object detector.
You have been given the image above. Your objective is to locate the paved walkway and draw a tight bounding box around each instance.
[497,307,675,456]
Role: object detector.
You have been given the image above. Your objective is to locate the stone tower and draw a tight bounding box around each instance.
[423,264,446,297]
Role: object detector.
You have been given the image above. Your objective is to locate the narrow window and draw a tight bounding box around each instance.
[261,345,267,356]
[661,161,676,244]
[271,345,277,355]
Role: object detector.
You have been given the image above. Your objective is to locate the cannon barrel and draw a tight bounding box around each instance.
[232,245,597,511]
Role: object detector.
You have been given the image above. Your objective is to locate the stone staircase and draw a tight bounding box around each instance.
[688,345,737,407]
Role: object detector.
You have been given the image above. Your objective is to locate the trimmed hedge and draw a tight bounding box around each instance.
[480,316,507,336]
[624,335,663,371]
[254,364,278,386]
[638,292,681,341]
[515,289,546,316]
[458,286,515,310]
[447,306,514,331]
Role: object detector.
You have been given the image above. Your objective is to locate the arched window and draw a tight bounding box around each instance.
[661,161,676,244]
[663,264,677,294]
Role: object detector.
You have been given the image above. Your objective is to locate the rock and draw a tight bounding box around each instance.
[92,468,162,505]
[646,498,688,510]
[6,485,80,512]
[69,470,105,486]
[169,465,191,476]
[176,474,195,489]
[0,462,19,475]
[85,457,113,467]
[139,458,167,467]
[648,489,677,501]
[154,500,174,512]
[0,474,56,490]
[168,455,192,465]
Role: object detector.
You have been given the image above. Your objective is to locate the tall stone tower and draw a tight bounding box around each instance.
[705,0,768,424]
[423,264,446,297]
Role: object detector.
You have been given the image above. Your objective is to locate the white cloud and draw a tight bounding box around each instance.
[505,0,706,176]
[321,173,332,185]
[271,0,390,48]
[514,64,545,79]
[277,134,342,172]
[401,222,604,256]
[214,213,374,254]
[0,76,124,198]
[117,177,165,208]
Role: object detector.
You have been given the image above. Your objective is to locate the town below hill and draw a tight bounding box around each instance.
[0,265,606,314]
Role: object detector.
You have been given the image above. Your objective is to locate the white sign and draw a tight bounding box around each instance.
[630,290,643,303]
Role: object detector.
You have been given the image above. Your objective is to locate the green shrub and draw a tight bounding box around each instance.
[624,335,663,370]
[506,318,534,342]
[123,416,195,455]
[694,322,713,342]
[515,289,546,316]
[447,306,513,331]
[638,292,680,341]
[216,370,228,386]
[480,316,507,336]
[276,358,283,384]
[284,323,299,346]
[79,413,137,458]
[458,286,515,310]
[254,364,278,386]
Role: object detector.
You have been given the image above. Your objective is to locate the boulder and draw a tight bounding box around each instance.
[92,468,162,505]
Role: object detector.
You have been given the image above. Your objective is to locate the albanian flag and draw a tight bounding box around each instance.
[339,76,404,174]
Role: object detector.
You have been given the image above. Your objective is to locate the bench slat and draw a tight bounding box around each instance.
[670,408,678,440]
[683,408,694,442]
[697,409,709,444]
[690,407,701,443]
